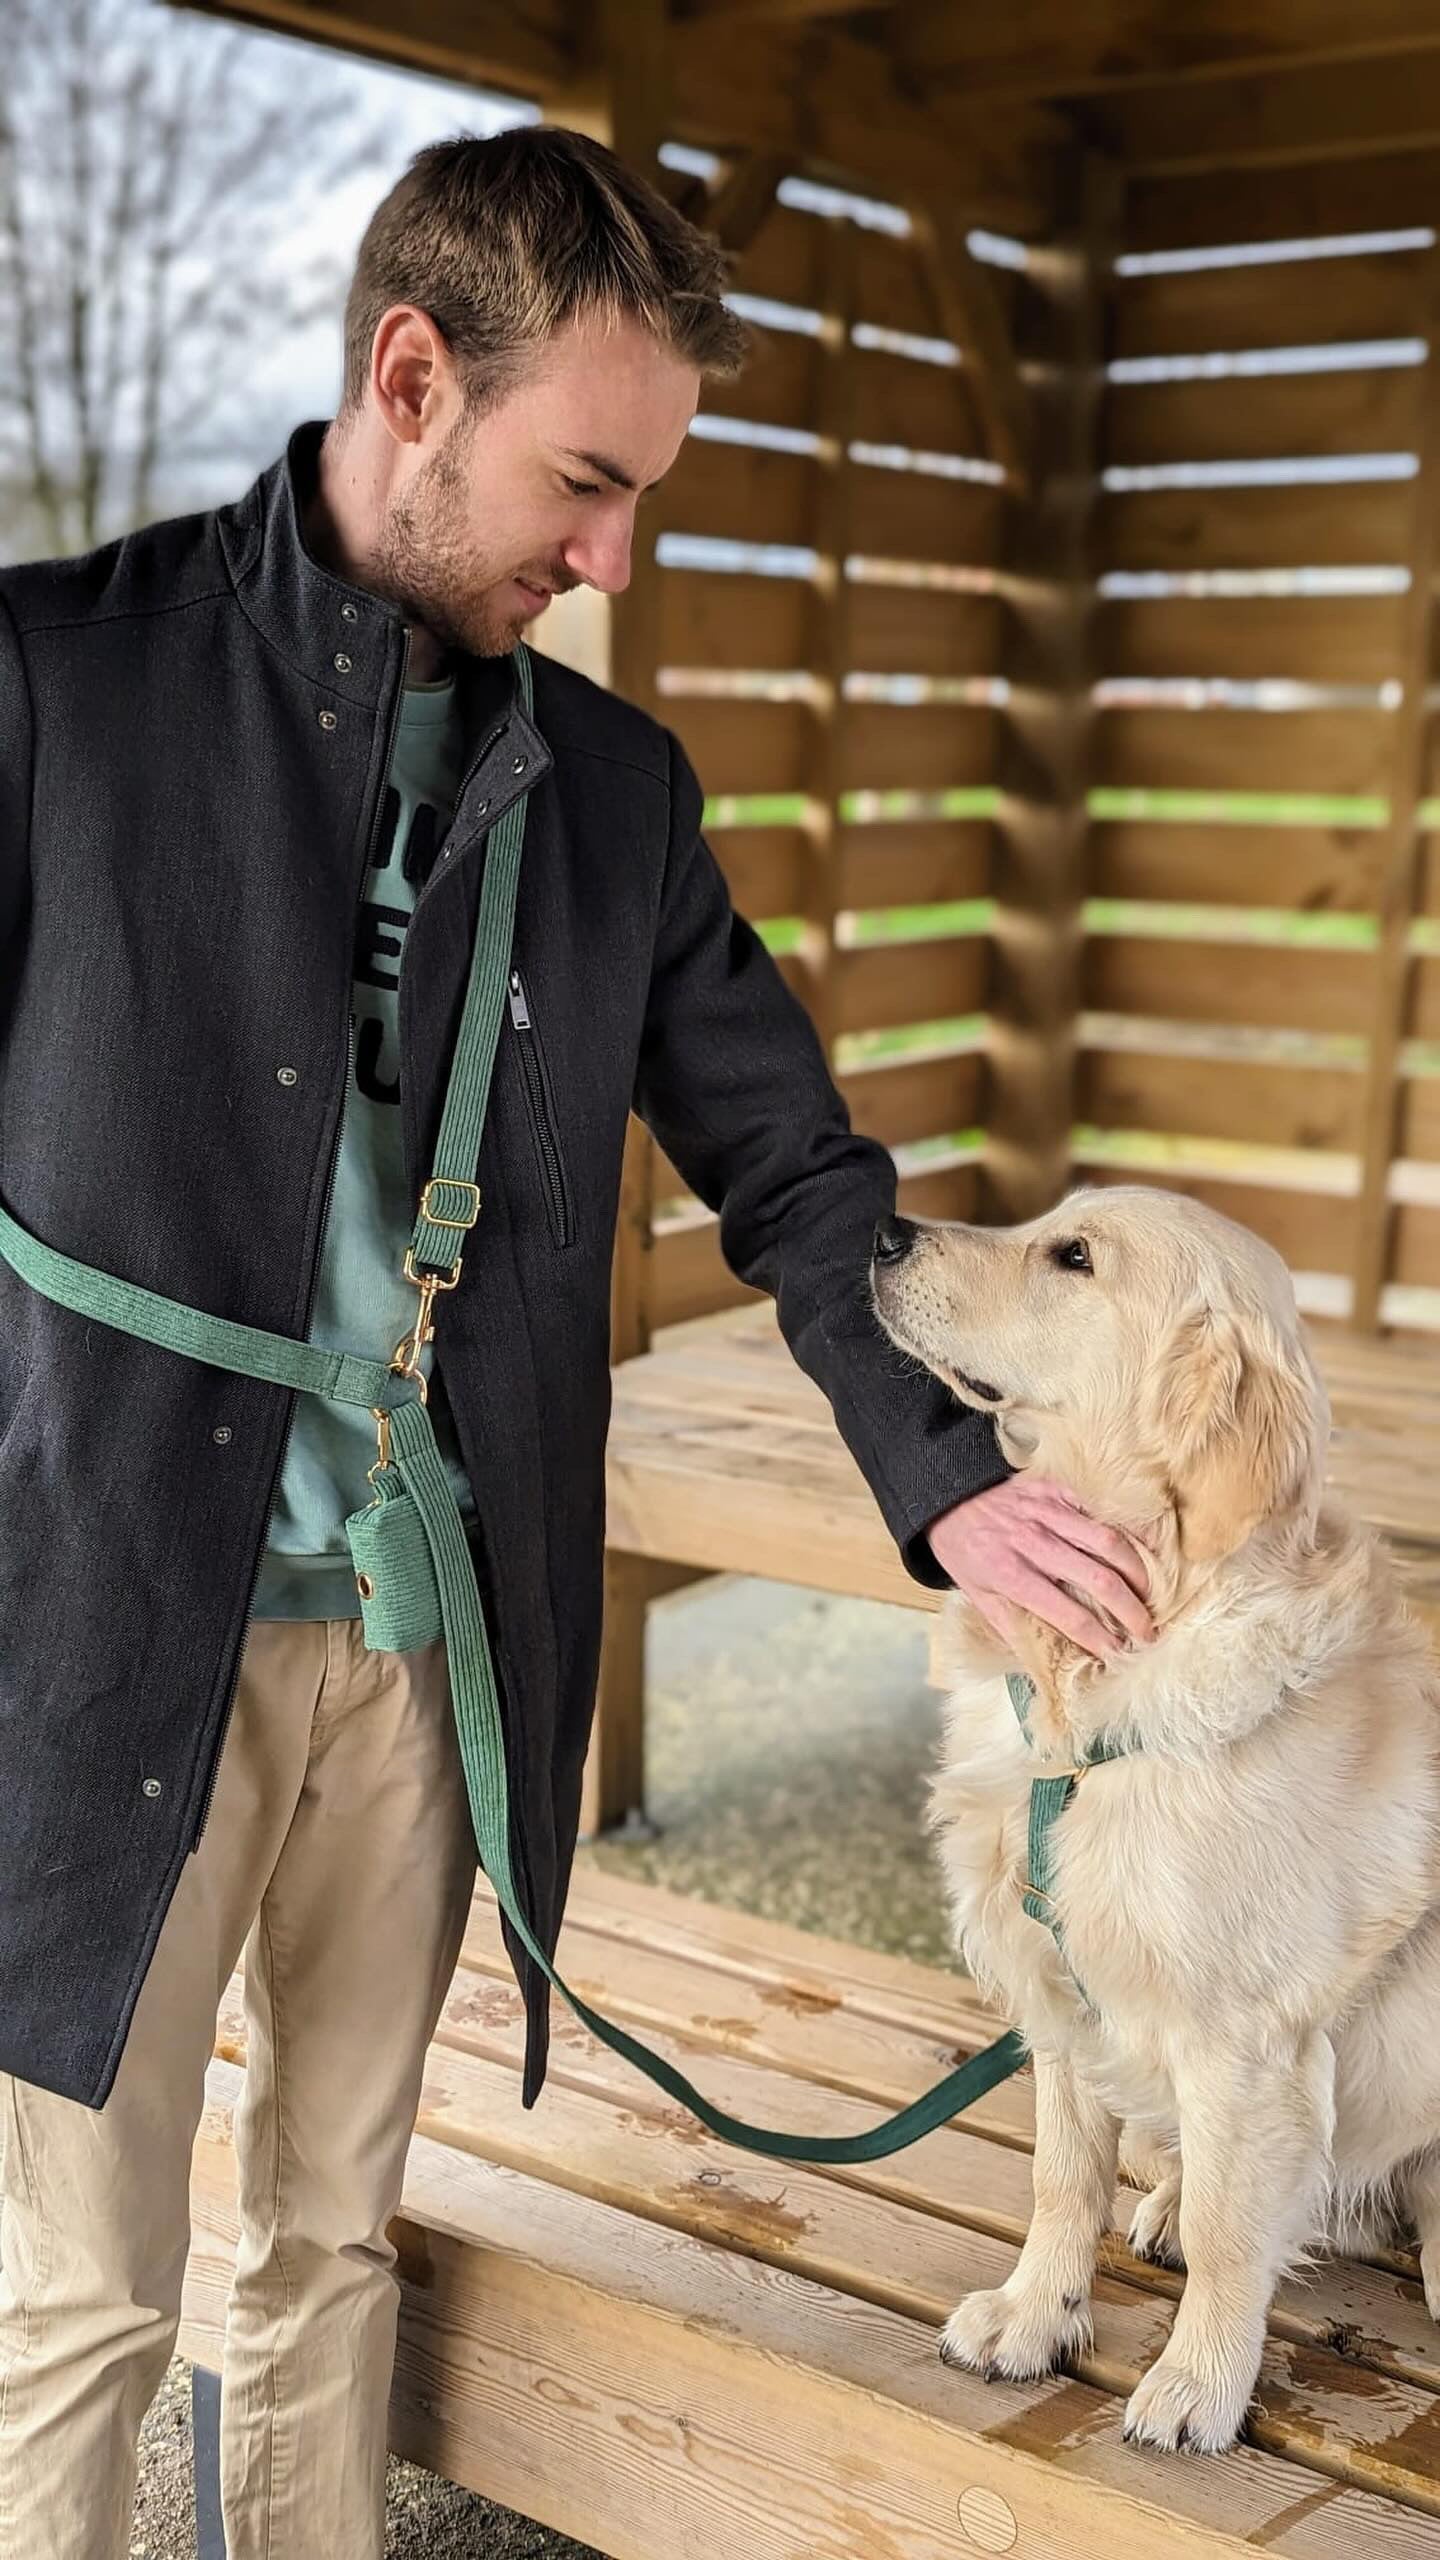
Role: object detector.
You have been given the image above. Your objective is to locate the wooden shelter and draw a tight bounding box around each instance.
[173,0,1440,2547]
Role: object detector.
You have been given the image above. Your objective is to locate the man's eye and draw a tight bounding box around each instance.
[563,475,600,497]
[1050,1237,1093,1274]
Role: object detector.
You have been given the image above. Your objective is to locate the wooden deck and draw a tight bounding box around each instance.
[181,1868,1440,2555]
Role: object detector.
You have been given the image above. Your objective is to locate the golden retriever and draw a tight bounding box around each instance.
[869,1183,1440,2454]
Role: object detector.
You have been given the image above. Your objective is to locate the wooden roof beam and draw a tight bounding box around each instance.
[670,15,1062,239]
[173,0,574,96]
[892,0,1440,106]
[1079,48,1440,176]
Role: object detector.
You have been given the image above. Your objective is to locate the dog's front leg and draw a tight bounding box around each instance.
[1124,2035,1333,2454]
[940,2047,1118,2381]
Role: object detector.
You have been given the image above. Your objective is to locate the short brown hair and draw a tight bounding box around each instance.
[339,124,750,417]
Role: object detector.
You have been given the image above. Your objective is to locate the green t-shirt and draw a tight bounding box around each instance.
[251,673,478,1621]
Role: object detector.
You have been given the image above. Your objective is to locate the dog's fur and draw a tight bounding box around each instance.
[870,1184,1440,2454]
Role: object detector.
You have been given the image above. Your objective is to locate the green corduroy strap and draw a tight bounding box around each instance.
[0,635,1065,2164]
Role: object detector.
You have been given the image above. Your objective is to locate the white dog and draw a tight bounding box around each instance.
[870,1184,1440,2454]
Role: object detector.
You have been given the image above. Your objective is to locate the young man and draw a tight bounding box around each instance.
[0,125,1151,2558]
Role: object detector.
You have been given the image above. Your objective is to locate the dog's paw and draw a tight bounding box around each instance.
[1128,2174,1186,2270]
[1122,2347,1253,2455]
[1420,2241,1440,2326]
[938,2283,1092,2384]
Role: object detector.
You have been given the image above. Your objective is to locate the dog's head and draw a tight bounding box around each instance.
[871,1184,1328,1580]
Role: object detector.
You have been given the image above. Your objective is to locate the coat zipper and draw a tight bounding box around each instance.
[190,630,409,1851]
[507,966,575,1249]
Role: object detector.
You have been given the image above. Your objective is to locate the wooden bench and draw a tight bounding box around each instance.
[182,1866,1440,2556]
[587,1305,1440,1834]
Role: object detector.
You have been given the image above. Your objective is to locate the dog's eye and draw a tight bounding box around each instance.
[1050,1237,1093,1274]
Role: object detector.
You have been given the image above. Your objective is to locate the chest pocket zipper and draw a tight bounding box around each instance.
[507,967,576,1249]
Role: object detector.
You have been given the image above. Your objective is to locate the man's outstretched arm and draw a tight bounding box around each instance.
[632,727,1152,1649]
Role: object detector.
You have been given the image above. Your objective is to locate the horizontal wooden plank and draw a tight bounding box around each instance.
[736,205,972,349]
[1088,49,1440,180]
[1105,364,1421,471]
[707,823,807,917]
[1088,820,1385,910]
[649,1215,765,1330]
[1096,704,1394,798]
[1394,1204,1440,1290]
[1127,152,1440,254]
[1097,477,1414,573]
[1110,251,1431,362]
[660,571,1003,682]
[847,463,1006,569]
[661,567,813,670]
[838,701,997,792]
[669,695,811,795]
[837,1045,985,1148]
[646,1139,982,1339]
[1397,1078,1440,1160]
[729,202,829,315]
[1096,595,1405,688]
[848,343,988,458]
[832,934,988,1035]
[847,581,1001,678]
[661,433,819,545]
[702,321,817,434]
[836,818,992,909]
[1078,1045,1365,1152]
[1077,1161,1352,1274]
[1084,936,1376,1034]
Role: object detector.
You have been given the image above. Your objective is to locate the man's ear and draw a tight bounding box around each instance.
[1150,1303,1317,1565]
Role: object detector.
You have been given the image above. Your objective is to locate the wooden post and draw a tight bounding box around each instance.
[795,215,858,1059]
[1350,243,1440,1332]
[538,0,672,1841]
[977,152,1118,1226]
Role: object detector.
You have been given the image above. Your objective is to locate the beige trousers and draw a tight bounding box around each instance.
[0,1612,479,2560]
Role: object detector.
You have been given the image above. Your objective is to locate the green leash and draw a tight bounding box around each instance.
[0,640,1115,2164]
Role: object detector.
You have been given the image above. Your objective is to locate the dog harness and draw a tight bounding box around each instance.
[0,641,1117,2165]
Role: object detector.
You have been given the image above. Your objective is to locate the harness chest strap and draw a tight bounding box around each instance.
[0,642,1115,2165]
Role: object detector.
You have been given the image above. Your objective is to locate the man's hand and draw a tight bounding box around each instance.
[926,1477,1154,1660]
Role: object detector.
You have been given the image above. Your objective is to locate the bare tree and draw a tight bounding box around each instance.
[0,0,392,558]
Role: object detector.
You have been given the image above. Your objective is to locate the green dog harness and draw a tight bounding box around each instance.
[0,640,1119,2163]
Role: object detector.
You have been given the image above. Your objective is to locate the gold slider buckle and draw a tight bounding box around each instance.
[419,1175,480,1229]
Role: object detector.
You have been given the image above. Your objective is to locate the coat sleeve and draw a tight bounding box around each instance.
[0,589,34,1037]
[631,725,1012,1591]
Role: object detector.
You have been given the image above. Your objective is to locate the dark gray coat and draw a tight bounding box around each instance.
[0,421,1008,2110]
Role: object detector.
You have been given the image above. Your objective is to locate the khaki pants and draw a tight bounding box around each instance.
[0,1613,479,2560]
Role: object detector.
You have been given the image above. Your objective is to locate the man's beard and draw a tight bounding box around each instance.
[369,421,535,660]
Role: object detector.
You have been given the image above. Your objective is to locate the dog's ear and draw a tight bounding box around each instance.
[1150,1303,1316,1564]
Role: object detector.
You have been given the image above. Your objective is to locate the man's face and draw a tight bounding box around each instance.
[371,310,700,658]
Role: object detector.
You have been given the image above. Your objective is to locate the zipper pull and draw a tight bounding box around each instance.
[508,967,531,1030]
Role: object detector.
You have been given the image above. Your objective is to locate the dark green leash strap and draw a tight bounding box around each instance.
[0,635,1039,2164]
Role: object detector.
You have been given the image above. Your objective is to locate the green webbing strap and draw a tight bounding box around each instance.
[0,636,1036,2165]
[1007,1669,1128,2002]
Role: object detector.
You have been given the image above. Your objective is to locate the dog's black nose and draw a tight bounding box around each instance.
[872,1216,918,1265]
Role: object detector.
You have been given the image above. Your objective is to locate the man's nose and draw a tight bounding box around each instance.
[564,518,633,597]
[872,1216,919,1264]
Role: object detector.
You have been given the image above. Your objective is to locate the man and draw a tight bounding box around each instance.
[0,125,1151,2558]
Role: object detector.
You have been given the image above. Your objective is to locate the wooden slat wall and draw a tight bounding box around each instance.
[630,194,1009,1333]
[1085,201,1440,1331]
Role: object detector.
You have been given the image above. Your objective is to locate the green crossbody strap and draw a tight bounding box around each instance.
[0,639,1033,2165]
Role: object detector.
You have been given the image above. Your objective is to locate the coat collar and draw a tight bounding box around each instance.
[216,419,551,828]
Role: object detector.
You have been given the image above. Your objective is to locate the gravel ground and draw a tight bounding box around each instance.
[127,1575,948,2556]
